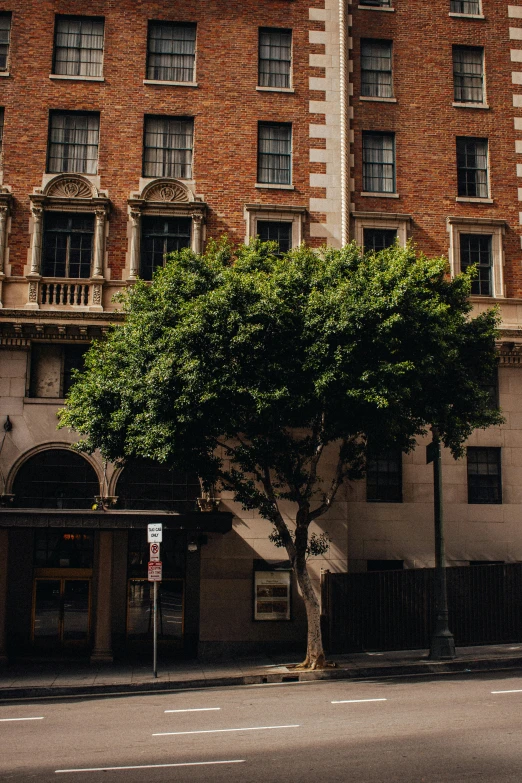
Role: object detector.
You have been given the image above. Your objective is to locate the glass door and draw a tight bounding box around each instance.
[126,579,183,644]
[33,578,91,648]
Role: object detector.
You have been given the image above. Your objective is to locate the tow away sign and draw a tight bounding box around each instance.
[147,523,163,543]
[148,561,162,582]
[149,542,160,561]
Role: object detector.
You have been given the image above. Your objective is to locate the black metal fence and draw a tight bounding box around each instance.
[322,564,522,653]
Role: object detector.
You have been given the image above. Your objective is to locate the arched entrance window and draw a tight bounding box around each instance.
[116,458,200,513]
[12,449,99,509]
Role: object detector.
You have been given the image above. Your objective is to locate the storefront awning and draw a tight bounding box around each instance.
[0,509,233,533]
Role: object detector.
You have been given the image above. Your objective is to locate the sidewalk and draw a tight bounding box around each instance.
[1,643,522,702]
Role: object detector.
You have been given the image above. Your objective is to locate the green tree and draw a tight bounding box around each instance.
[59,240,501,668]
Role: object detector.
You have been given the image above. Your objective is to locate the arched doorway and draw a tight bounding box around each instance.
[12,448,100,652]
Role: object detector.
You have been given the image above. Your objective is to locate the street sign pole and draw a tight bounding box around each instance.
[147,524,163,679]
[153,580,158,679]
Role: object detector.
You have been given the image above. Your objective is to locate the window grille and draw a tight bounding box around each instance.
[47,112,99,174]
[366,447,403,502]
[0,14,11,71]
[140,215,192,280]
[467,447,502,504]
[258,123,292,185]
[13,449,99,510]
[118,459,200,513]
[456,137,488,198]
[54,17,104,77]
[363,228,397,252]
[453,46,483,103]
[143,116,193,179]
[450,0,480,13]
[42,213,94,278]
[362,132,395,193]
[257,221,292,253]
[259,28,291,88]
[147,22,196,82]
[361,40,392,98]
[460,233,492,295]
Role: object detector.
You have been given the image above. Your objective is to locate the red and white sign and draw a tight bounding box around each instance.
[149,543,160,562]
[148,561,162,582]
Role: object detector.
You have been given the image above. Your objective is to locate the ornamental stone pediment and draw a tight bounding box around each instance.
[43,174,99,199]
[140,178,193,204]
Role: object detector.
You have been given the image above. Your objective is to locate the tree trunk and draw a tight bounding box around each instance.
[293,557,326,669]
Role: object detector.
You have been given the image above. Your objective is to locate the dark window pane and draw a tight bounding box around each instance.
[0,14,11,71]
[48,112,100,174]
[13,450,99,510]
[257,221,292,253]
[467,447,502,504]
[258,123,292,185]
[362,132,395,193]
[363,228,397,252]
[33,529,94,568]
[450,0,480,12]
[259,28,291,88]
[42,212,94,278]
[63,344,89,396]
[361,40,392,98]
[359,0,391,6]
[456,137,488,198]
[117,458,200,513]
[460,233,492,296]
[366,447,402,502]
[54,17,104,77]
[140,216,192,280]
[147,22,196,82]
[143,116,193,178]
[453,46,483,103]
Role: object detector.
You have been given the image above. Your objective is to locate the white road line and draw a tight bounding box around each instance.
[153,724,300,737]
[491,689,522,694]
[56,760,245,774]
[165,707,221,713]
[331,698,388,704]
[0,716,45,722]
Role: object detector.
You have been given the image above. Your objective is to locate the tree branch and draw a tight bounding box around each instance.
[309,437,348,521]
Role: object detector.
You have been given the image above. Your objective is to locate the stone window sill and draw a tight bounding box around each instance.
[448,12,485,19]
[143,79,198,87]
[49,74,104,82]
[360,96,397,103]
[455,196,493,203]
[360,191,399,198]
[0,71,9,77]
[357,5,395,11]
[452,101,489,109]
[256,86,295,93]
[255,183,295,190]
[24,397,65,405]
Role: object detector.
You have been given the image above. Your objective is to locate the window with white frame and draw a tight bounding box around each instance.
[47,112,100,174]
[42,212,94,278]
[363,227,397,252]
[257,221,292,253]
[140,215,192,280]
[456,137,488,198]
[450,0,480,13]
[447,217,505,298]
[361,40,393,98]
[0,13,10,71]
[362,132,395,193]
[147,22,196,83]
[244,204,305,250]
[259,28,292,89]
[143,116,193,179]
[53,16,104,78]
[353,212,410,250]
[453,46,484,104]
[257,123,292,185]
[360,0,392,6]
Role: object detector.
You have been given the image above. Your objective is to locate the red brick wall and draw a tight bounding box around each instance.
[351,0,522,297]
[2,0,320,279]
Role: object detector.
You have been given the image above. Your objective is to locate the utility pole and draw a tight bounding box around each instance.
[427,426,456,660]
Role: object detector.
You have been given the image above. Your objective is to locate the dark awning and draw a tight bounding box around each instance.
[0,509,233,533]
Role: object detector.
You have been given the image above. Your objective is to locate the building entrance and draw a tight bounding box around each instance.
[32,576,91,649]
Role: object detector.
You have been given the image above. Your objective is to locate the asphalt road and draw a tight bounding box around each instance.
[2,671,522,782]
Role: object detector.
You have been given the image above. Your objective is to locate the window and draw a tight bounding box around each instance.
[359,0,392,6]
[450,0,480,13]
[259,28,291,89]
[143,116,193,179]
[47,112,99,174]
[460,233,492,295]
[258,123,292,185]
[363,227,397,252]
[366,447,402,502]
[467,447,502,504]
[42,213,94,278]
[0,14,11,71]
[147,22,196,82]
[456,137,488,198]
[30,343,89,398]
[362,132,395,193]
[140,215,192,280]
[257,221,292,253]
[453,47,484,104]
[53,16,104,77]
[361,40,392,98]
[12,449,99,510]
[117,458,200,513]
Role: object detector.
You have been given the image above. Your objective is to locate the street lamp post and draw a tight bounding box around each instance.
[428,426,456,660]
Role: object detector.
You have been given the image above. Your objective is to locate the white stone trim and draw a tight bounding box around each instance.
[447,216,506,299]
[352,211,410,249]
[509,5,522,17]
[244,203,306,248]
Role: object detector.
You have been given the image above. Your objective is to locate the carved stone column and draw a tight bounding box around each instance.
[92,207,106,278]
[30,204,43,275]
[0,529,9,663]
[191,211,204,254]
[0,206,6,309]
[129,208,141,279]
[91,531,114,663]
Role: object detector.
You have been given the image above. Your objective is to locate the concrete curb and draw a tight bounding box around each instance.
[1,655,521,702]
